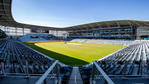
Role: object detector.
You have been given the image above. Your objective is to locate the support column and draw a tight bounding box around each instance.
[23,27,25,36]
[15,27,17,36]
[56,30,58,37]
[4,26,7,33]
[5,26,8,36]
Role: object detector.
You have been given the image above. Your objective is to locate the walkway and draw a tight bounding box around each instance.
[68,67,83,84]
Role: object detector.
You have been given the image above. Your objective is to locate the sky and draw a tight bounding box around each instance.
[12,0,149,28]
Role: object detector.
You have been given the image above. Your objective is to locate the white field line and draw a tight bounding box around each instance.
[66,43,82,45]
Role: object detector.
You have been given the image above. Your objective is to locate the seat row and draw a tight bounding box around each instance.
[0,39,54,76]
[97,41,149,76]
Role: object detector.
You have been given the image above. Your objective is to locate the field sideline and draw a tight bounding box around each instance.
[25,41,124,66]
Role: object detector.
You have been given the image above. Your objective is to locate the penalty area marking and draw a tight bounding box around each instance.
[66,43,82,45]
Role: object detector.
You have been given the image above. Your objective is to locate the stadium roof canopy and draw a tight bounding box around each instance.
[0,0,149,31]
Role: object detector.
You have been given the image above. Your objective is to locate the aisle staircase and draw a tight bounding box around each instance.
[68,67,83,84]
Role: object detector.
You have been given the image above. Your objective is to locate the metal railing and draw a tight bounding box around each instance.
[92,61,115,84]
[35,60,58,84]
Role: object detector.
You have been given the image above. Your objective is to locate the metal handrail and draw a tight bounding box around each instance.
[35,60,58,84]
[93,61,115,84]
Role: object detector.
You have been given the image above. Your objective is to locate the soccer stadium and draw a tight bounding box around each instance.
[0,0,149,84]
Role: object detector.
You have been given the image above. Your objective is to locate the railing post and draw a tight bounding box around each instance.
[93,61,115,84]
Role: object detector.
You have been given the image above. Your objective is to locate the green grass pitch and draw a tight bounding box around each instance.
[25,41,124,66]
